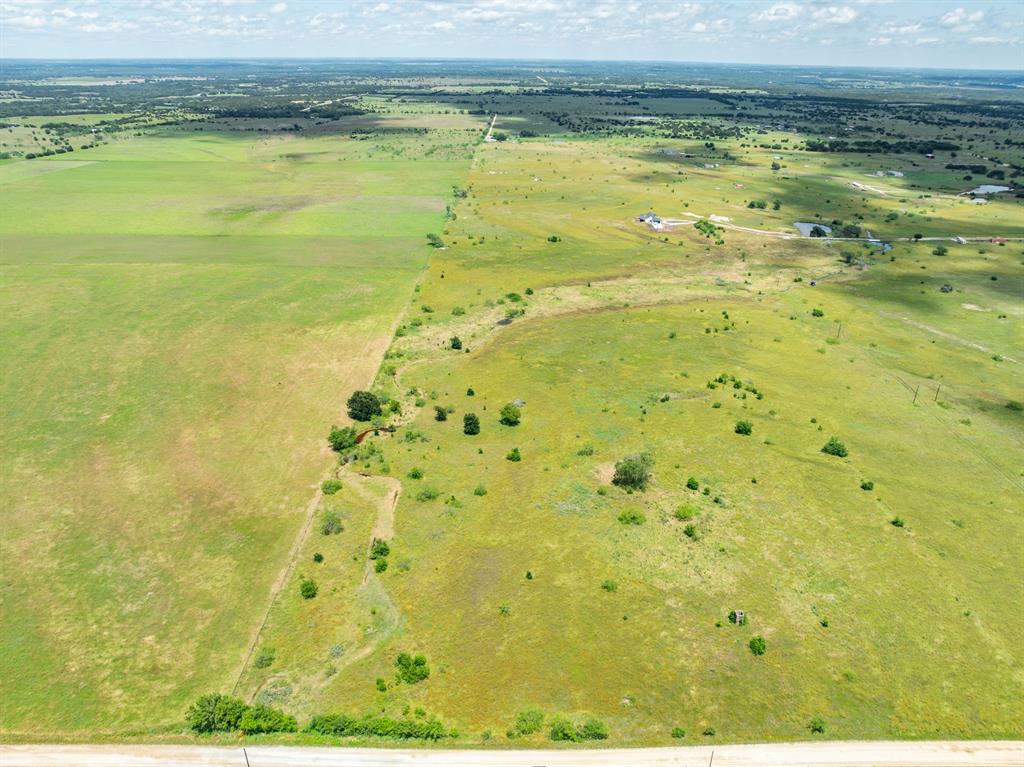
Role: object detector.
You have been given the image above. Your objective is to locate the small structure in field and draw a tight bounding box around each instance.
[940,283,954,293]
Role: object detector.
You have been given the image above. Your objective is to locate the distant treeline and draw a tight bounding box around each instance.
[806,138,960,154]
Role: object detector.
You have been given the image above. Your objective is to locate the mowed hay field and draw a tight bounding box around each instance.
[0,124,472,735]
[242,134,1023,744]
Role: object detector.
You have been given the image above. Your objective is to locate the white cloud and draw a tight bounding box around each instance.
[940,7,984,32]
[867,35,891,46]
[812,6,857,25]
[753,2,803,23]
[6,13,46,26]
[270,2,286,14]
[428,19,453,30]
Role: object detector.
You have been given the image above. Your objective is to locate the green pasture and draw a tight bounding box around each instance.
[0,124,469,735]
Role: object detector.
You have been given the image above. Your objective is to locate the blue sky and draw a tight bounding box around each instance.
[1,1,1021,69]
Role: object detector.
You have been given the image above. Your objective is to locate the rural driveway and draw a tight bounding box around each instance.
[2,741,1021,767]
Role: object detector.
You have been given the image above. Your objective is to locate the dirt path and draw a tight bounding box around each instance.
[347,475,401,585]
[4,740,1021,766]
[484,113,498,141]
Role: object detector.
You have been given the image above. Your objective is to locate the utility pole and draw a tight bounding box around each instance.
[912,385,920,404]
[934,384,941,402]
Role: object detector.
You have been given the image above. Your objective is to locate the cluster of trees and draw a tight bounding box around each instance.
[186,694,296,735]
[612,453,653,490]
[305,712,451,740]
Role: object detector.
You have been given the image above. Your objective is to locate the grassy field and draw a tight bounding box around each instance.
[0,123,471,735]
[233,130,1022,745]
[1,80,1022,747]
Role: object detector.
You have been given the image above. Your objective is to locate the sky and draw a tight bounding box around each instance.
[1,0,1022,70]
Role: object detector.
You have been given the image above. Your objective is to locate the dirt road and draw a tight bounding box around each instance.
[2,741,1020,767]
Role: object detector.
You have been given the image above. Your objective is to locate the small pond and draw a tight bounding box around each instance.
[969,185,1010,195]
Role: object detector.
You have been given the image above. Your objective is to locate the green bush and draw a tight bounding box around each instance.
[239,704,297,735]
[370,538,390,559]
[684,523,700,540]
[578,718,608,740]
[463,413,480,435]
[300,578,318,599]
[860,480,874,491]
[674,504,697,521]
[395,653,430,684]
[749,635,766,656]
[320,510,343,535]
[686,476,699,491]
[408,467,424,479]
[376,677,388,692]
[499,402,521,426]
[327,426,358,453]
[601,579,618,592]
[511,707,544,736]
[416,487,439,502]
[809,716,826,734]
[671,726,685,738]
[506,447,521,462]
[450,336,462,350]
[703,726,716,736]
[321,479,343,495]
[734,420,753,435]
[612,453,653,490]
[434,406,447,422]
[811,308,824,317]
[253,646,276,669]
[306,712,449,740]
[822,437,848,457]
[313,552,323,563]
[346,390,382,422]
[891,516,905,528]
[375,558,388,573]
[185,693,249,733]
[617,508,645,525]
[548,716,577,742]
[473,485,487,496]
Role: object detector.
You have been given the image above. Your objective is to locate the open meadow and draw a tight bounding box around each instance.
[0,60,1021,748]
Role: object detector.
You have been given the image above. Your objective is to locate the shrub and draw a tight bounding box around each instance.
[891,516,905,528]
[416,487,439,502]
[320,510,343,535]
[376,677,388,692]
[674,504,697,521]
[370,538,390,559]
[313,552,323,563]
[466,387,475,396]
[306,712,449,740]
[549,716,577,742]
[811,308,824,317]
[728,610,747,626]
[547,235,561,243]
[683,523,700,540]
[617,508,645,525]
[239,704,297,735]
[463,413,480,435]
[395,652,430,684]
[499,402,521,426]
[749,635,766,656]
[612,453,653,490]
[506,447,521,462]
[933,245,948,256]
[1006,400,1022,412]
[473,485,487,496]
[601,579,618,592]
[408,467,424,479]
[434,406,447,422]
[253,646,276,669]
[686,476,699,491]
[186,693,249,733]
[512,707,544,736]
[578,719,608,740]
[300,578,318,599]
[671,726,686,738]
[822,437,848,457]
[809,717,826,734]
[321,479,343,495]
[703,726,716,736]
[327,425,358,453]
[375,559,388,573]
[450,336,462,350]
[576,445,595,456]
[346,390,382,422]
[734,420,753,435]
[860,480,874,491]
